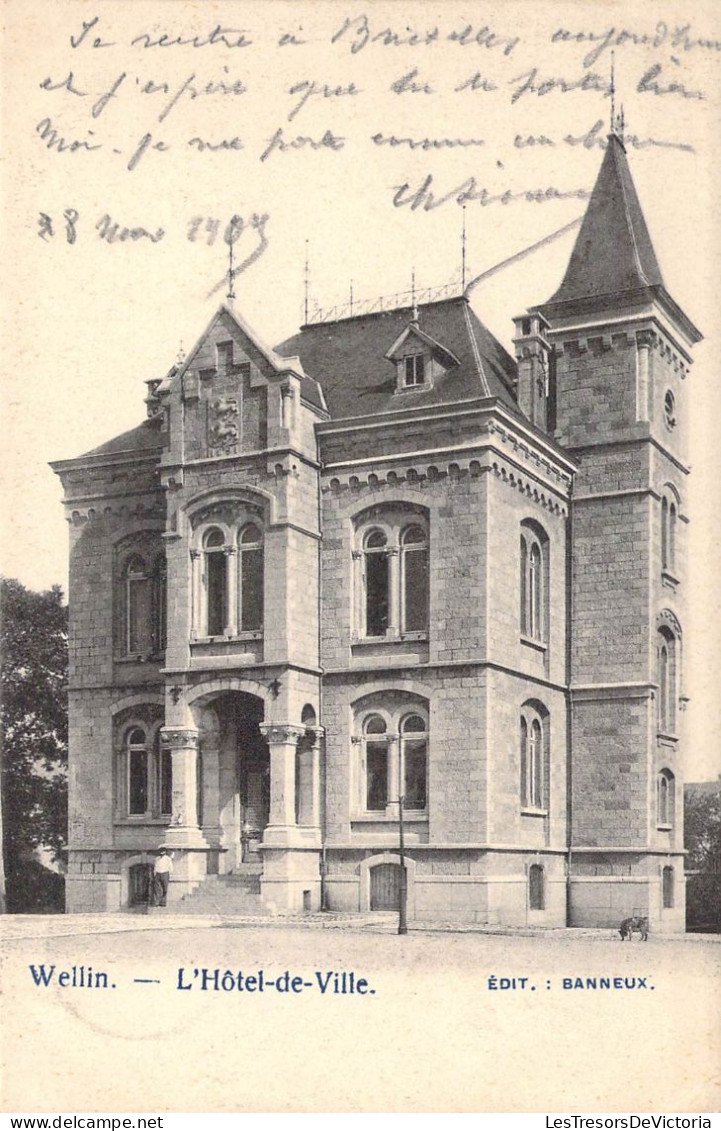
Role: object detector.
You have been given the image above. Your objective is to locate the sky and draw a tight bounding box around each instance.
[2,0,720,778]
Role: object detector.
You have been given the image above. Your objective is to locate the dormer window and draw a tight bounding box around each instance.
[385,319,459,397]
[404,354,426,388]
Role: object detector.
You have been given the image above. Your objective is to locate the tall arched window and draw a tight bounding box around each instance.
[661,490,679,576]
[657,769,675,827]
[657,625,678,734]
[401,525,429,633]
[239,523,264,631]
[116,720,169,820]
[127,726,148,815]
[204,527,228,636]
[191,510,266,639]
[354,508,429,640]
[401,713,427,810]
[125,555,152,655]
[520,522,548,642]
[355,701,429,815]
[364,529,390,637]
[520,703,548,811]
[364,714,389,811]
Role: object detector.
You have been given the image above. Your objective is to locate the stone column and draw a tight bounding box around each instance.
[387,547,400,637]
[310,726,324,829]
[225,547,238,636]
[260,723,305,841]
[160,727,208,848]
[297,726,325,827]
[386,733,400,817]
[280,384,294,430]
[636,330,653,423]
[352,550,363,637]
[190,550,201,637]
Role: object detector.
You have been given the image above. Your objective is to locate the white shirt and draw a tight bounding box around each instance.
[155,853,173,875]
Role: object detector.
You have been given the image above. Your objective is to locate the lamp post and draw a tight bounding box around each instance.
[398,738,408,935]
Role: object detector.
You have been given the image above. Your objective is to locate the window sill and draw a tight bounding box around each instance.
[191,631,263,644]
[351,632,428,646]
[351,811,428,823]
[394,383,433,395]
[656,823,673,832]
[114,816,170,825]
[115,653,165,665]
[520,635,547,654]
[657,731,679,745]
[661,570,679,591]
[521,807,548,818]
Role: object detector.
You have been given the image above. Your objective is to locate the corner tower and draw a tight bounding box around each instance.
[533,134,702,931]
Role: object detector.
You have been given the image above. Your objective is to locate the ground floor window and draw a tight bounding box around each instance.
[529,863,545,910]
[356,704,428,814]
[662,865,675,909]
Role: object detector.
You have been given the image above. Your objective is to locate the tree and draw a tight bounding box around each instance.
[1,578,68,911]
[684,782,721,932]
[685,785,721,873]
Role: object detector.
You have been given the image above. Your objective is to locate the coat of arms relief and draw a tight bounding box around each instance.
[208,394,240,451]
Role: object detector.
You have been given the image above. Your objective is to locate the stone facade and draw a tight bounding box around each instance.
[52,136,699,930]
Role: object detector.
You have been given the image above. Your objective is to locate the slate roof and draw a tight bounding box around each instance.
[544,134,664,305]
[80,418,165,459]
[275,296,519,421]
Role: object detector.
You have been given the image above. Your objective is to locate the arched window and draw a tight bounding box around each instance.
[356,701,429,815]
[657,770,675,827]
[520,522,548,642]
[239,523,264,631]
[401,713,427,810]
[354,509,429,640]
[204,527,228,636]
[661,490,679,576]
[520,704,548,811]
[364,714,389,812]
[529,864,545,910]
[116,720,169,820]
[125,555,152,655]
[364,529,389,637]
[657,625,678,734]
[662,865,675,909]
[401,525,429,633]
[126,726,149,816]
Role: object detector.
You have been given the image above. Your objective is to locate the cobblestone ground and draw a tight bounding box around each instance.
[2,917,720,1113]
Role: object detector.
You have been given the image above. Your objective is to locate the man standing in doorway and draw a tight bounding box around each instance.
[153,846,173,907]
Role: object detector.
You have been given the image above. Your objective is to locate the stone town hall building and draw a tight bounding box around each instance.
[53,136,699,930]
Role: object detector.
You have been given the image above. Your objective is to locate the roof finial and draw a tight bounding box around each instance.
[349,279,354,315]
[411,268,418,323]
[304,240,310,324]
[227,217,239,302]
[177,341,185,365]
[610,50,616,136]
[461,205,467,291]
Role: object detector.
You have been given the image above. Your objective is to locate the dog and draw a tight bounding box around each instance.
[619,915,649,941]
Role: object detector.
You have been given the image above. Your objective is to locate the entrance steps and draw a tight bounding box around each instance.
[175,866,271,917]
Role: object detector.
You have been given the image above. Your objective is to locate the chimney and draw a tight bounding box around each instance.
[513,312,551,431]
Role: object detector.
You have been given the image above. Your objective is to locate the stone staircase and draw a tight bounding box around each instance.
[174,865,271,917]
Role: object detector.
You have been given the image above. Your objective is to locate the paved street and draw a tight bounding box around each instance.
[2,915,720,1113]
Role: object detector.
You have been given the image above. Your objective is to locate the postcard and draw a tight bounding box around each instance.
[1,0,720,1114]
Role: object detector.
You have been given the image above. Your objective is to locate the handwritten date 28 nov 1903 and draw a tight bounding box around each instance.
[37,210,270,248]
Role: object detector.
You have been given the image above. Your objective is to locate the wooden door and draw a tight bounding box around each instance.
[370,863,401,910]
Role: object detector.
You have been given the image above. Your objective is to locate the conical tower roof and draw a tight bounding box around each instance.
[537,134,701,344]
[548,134,663,304]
